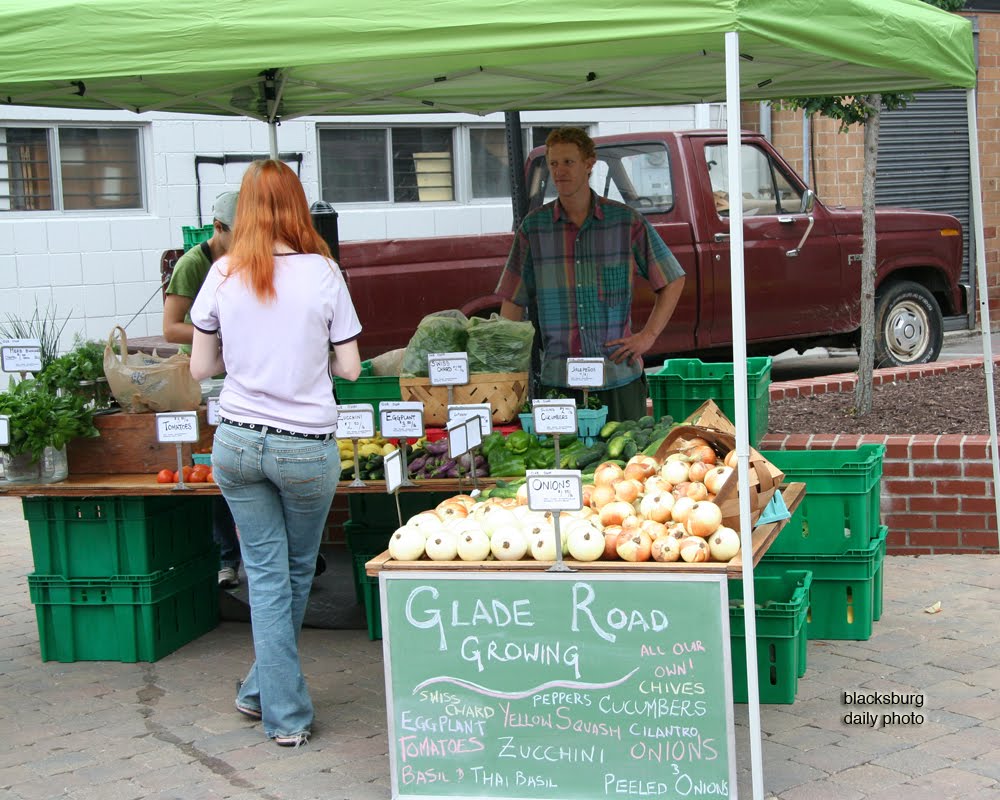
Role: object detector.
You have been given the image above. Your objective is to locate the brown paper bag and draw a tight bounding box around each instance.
[103,326,202,413]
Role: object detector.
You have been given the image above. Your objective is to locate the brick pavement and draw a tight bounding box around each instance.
[0,495,997,799]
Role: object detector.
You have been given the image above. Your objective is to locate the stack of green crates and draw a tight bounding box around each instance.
[23,496,218,662]
[647,357,772,445]
[760,445,887,641]
[728,569,812,704]
[345,492,453,640]
[333,360,402,428]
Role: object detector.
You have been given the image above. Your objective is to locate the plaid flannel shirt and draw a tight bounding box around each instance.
[496,192,684,389]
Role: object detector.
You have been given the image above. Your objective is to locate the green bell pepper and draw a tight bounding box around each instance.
[505,430,532,454]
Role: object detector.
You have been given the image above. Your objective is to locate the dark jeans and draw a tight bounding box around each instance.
[213,496,241,569]
[539,374,650,422]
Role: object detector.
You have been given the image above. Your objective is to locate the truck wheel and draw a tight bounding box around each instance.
[874,281,943,367]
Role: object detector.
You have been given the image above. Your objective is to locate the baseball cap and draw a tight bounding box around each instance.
[212,191,239,228]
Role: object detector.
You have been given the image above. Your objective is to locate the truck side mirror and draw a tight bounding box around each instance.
[799,189,816,215]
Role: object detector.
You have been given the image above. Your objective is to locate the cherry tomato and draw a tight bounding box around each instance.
[156,469,174,484]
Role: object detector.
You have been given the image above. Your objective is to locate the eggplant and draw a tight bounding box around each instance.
[408,454,429,474]
[424,439,450,456]
[431,458,458,478]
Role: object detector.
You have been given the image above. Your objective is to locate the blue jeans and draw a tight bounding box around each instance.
[212,496,240,570]
[211,423,340,739]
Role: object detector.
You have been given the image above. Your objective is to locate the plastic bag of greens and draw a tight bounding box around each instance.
[400,310,470,377]
[466,314,535,373]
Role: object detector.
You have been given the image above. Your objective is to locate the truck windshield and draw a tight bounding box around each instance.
[528,142,673,213]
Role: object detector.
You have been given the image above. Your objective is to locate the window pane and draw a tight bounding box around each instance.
[392,128,453,202]
[59,128,142,210]
[0,128,53,211]
[470,128,511,199]
[319,128,388,203]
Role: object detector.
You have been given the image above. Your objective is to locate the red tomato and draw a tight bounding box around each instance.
[205,469,214,483]
[172,470,181,483]
[156,469,174,484]
[187,471,206,483]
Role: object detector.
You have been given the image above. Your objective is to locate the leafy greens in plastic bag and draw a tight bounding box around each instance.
[401,310,469,377]
[466,314,535,373]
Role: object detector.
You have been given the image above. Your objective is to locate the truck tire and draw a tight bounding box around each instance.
[874,280,943,367]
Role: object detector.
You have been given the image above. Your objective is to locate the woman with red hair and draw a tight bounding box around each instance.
[190,159,362,748]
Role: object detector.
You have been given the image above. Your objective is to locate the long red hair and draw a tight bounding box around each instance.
[227,160,331,302]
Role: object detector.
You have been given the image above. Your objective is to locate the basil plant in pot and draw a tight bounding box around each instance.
[0,378,99,483]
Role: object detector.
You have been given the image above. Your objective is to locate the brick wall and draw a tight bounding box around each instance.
[761,360,1000,556]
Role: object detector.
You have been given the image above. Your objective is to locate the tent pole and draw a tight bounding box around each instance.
[268,122,279,160]
[965,87,1000,540]
[725,30,765,800]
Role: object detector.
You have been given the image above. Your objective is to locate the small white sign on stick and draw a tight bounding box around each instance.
[526,469,583,511]
[384,448,404,493]
[206,397,221,427]
[447,403,492,437]
[1,339,43,373]
[379,401,425,439]
[155,411,200,443]
[336,404,376,440]
[531,398,577,435]
[566,358,605,388]
[446,419,469,459]
[464,416,482,450]
[427,352,469,386]
[0,415,9,447]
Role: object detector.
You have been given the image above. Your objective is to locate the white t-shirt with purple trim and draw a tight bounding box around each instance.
[190,252,362,434]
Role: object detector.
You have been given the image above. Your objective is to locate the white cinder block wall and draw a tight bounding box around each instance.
[0,104,716,352]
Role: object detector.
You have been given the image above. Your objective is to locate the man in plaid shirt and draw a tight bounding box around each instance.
[497,127,686,420]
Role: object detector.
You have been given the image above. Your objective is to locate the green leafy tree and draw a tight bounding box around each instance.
[772,0,966,416]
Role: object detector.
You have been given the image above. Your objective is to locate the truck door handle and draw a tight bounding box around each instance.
[786,215,815,257]
[777,216,795,223]
[714,232,730,243]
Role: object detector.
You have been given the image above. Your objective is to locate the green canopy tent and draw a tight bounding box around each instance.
[0,2,992,796]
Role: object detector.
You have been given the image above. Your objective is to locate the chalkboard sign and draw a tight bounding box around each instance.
[381,573,736,799]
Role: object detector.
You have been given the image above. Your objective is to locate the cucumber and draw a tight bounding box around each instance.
[575,442,608,469]
[621,439,639,460]
[598,420,621,440]
[617,420,639,432]
[637,415,656,429]
[606,434,629,459]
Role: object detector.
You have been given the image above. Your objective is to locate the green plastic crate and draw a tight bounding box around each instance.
[347,492,451,530]
[761,526,888,641]
[28,551,219,662]
[181,224,214,251]
[728,569,811,704]
[23,496,214,578]
[334,360,402,427]
[761,445,885,555]
[345,521,395,604]
[648,357,772,446]
[355,553,381,640]
[873,525,887,622]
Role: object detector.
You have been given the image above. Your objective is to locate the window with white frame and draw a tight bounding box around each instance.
[318,123,576,205]
[0,126,143,212]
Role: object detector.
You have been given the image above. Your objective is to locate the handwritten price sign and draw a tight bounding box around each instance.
[336,404,376,440]
[155,411,200,443]
[566,358,605,388]
[1,338,42,373]
[379,401,425,439]
[531,398,577,435]
[428,352,469,386]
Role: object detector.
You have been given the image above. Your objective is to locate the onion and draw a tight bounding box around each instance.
[639,492,675,523]
[651,535,681,563]
[686,444,717,465]
[724,449,739,469]
[708,526,741,562]
[639,519,668,540]
[678,535,709,563]
[590,484,617,509]
[490,526,529,560]
[406,511,443,533]
[425,530,460,561]
[671,496,696,524]
[616,528,653,562]
[671,481,691,499]
[600,500,638,528]
[685,501,723,538]
[687,461,711,483]
[644,475,673,496]
[614,478,643,504]
[529,530,559,561]
[567,525,606,561]
[388,526,426,561]
[594,461,625,487]
[515,483,530,505]
[704,466,734,495]
[581,483,596,508]
[480,507,519,538]
[602,527,623,559]
[662,460,690,486]
[457,529,492,561]
[685,481,709,502]
[436,501,468,521]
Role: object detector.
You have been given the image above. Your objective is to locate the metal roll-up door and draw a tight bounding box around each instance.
[875,89,972,330]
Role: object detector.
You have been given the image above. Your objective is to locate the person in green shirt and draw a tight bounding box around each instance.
[164,191,243,587]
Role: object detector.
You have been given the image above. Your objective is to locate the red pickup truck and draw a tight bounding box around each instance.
[327,131,966,366]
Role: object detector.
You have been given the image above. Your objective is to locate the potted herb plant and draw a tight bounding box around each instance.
[37,337,114,410]
[0,379,99,482]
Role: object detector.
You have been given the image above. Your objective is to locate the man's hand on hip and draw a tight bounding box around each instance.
[606,330,655,365]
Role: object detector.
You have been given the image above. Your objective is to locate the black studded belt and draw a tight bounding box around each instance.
[219,418,334,441]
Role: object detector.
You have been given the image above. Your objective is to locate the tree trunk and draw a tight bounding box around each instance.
[855,95,881,416]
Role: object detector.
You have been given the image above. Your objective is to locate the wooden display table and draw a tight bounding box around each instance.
[365,482,805,580]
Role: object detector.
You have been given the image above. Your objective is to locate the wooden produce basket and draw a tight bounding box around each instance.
[399,372,528,426]
[653,400,784,530]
